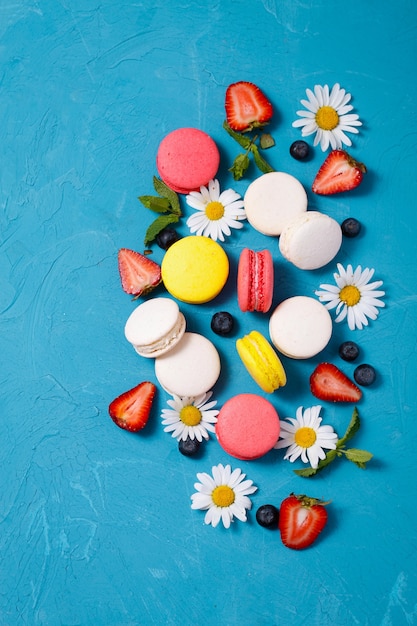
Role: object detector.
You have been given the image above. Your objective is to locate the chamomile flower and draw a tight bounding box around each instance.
[315,263,385,331]
[186,178,246,242]
[191,463,257,528]
[161,392,219,442]
[292,83,362,151]
[274,406,338,469]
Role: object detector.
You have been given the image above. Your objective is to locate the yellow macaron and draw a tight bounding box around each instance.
[236,330,287,393]
[161,236,229,304]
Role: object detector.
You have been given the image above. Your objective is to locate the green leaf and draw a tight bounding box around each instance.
[294,449,338,477]
[144,213,179,246]
[229,153,250,181]
[259,133,275,149]
[153,177,181,216]
[222,120,252,150]
[344,448,373,468]
[337,407,360,448]
[139,195,171,213]
[251,144,274,174]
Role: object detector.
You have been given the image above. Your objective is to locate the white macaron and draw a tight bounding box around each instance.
[244,171,308,236]
[279,210,342,270]
[124,297,186,358]
[269,296,332,359]
[155,332,221,397]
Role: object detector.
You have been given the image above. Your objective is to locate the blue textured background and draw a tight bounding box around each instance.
[1,1,417,625]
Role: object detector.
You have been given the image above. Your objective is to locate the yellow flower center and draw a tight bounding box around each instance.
[179,405,202,427]
[294,426,317,449]
[211,485,235,508]
[205,201,225,221]
[339,285,361,307]
[315,106,339,131]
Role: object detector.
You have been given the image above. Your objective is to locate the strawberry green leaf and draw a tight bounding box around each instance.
[337,407,360,448]
[251,144,274,174]
[139,195,171,213]
[144,214,179,246]
[223,120,253,150]
[229,153,251,181]
[294,449,338,477]
[344,448,373,468]
[259,133,275,149]
[153,177,181,216]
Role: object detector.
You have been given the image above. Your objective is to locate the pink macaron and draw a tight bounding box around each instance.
[216,393,280,460]
[237,248,274,313]
[156,127,220,194]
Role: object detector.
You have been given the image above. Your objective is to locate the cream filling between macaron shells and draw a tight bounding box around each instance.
[124,297,186,358]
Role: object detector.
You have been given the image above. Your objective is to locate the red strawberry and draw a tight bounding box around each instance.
[225,81,273,132]
[312,149,366,195]
[279,493,329,550]
[118,248,161,298]
[109,381,156,432]
[310,362,362,403]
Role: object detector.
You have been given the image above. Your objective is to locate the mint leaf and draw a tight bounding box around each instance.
[337,407,360,448]
[260,133,275,149]
[139,195,171,213]
[229,153,250,181]
[144,214,179,246]
[344,448,373,468]
[153,177,181,216]
[251,144,274,174]
[223,121,252,150]
[294,449,338,477]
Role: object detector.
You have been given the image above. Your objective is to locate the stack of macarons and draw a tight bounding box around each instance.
[124,297,221,398]
[243,171,343,270]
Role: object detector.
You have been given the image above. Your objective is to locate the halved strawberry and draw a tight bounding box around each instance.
[279,493,329,550]
[109,381,156,432]
[310,362,362,403]
[225,81,273,132]
[312,149,366,195]
[118,248,161,298]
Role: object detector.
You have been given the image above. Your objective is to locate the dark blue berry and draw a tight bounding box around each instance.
[178,437,201,456]
[289,140,310,160]
[211,311,234,336]
[354,364,376,386]
[339,341,360,362]
[256,504,279,529]
[156,227,180,250]
[341,218,362,238]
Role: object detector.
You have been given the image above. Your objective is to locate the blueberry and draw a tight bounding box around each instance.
[211,311,234,336]
[339,341,360,362]
[341,218,362,238]
[289,140,310,160]
[178,437,201,457]
[256,504,279,529]
[354,364,376,387]
[156,227,180,250]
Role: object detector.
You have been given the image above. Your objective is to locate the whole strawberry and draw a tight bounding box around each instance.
[279,493,330,550]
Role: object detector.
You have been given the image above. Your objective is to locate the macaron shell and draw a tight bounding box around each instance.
[236,330,286,393]
[244,171,308,236]
[161,236,229,304]
[279,211,343,270]
[156,128,220,193]
[269,296,332,359]
[216,394,280,460]
[237,248,274,313]
[124,297,186,358]
[154,332,221,397]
